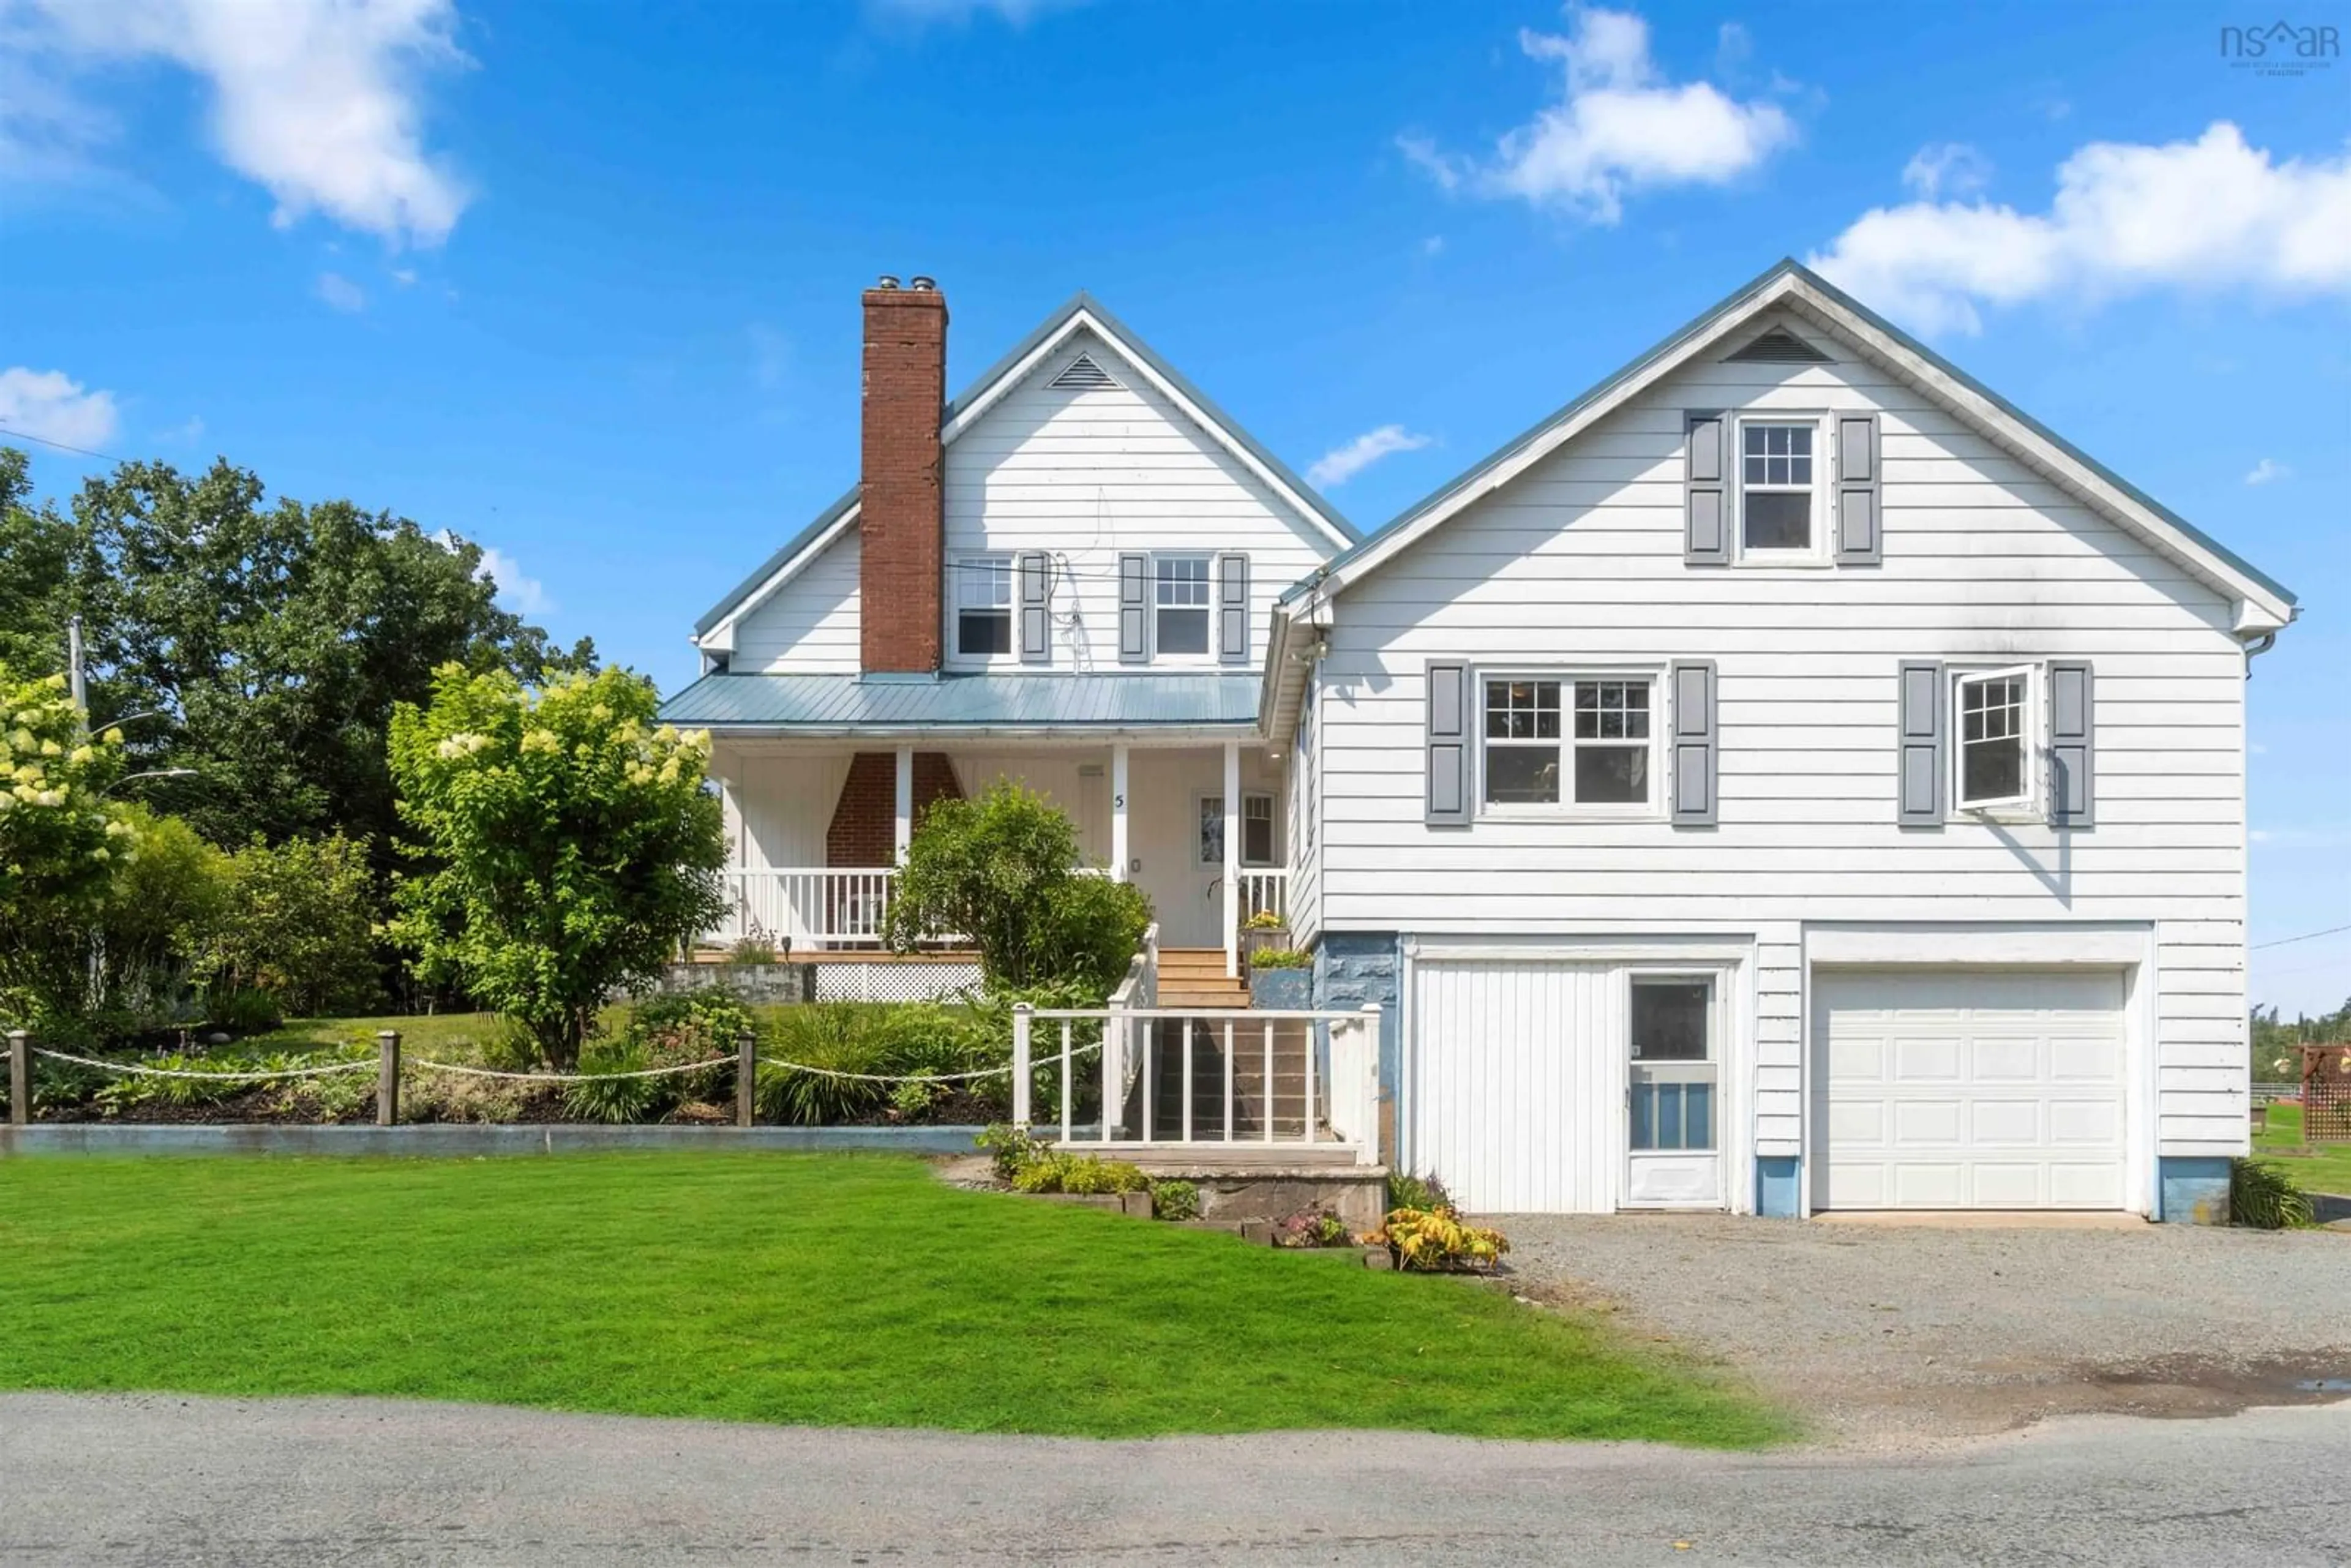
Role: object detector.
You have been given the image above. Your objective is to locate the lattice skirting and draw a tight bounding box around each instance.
[814,961,984,1003]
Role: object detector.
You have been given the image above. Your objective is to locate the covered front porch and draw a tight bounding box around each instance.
[707,738,1291,975]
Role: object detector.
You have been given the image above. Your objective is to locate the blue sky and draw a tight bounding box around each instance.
[3,1,2345,1012]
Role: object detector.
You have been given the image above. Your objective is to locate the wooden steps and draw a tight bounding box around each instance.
[1156,947,1248,1008]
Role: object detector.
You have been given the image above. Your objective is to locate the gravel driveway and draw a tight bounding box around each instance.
[1498,1214,2351,1448]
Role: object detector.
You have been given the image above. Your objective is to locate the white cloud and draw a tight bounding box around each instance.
[1811,122,2351,334]
[476,545,553,616]
[0,367,121,452]
[1308,424,1433,488]
[1901,141,1991,201]
[1404,6,1797,225]
[315,271,367,312]
[2244,457,2289,486]
[9,0,472,247]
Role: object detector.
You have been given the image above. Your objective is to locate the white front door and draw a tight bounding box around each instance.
[1813,969,2128,1210]
[1624,975,1723,1207]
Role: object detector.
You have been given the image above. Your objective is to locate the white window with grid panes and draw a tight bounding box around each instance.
[954,554,1012,656]
[1954,665,2036,812]
[1480,673,1661,816]
[1736,415,1828,560]
[1153,554,1211,658]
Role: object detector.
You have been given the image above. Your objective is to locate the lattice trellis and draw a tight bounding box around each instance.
[813,961,983,1005]
[2303,1043,2351,1144]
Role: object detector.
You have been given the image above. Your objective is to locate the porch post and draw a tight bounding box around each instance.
[1110,743,1130,880]
[893,745,914,862]
[1222,741,1240,979]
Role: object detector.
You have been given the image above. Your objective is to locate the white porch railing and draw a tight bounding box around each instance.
[722,868,897,949]
[1237,869,1289,927]
[1013,1003,1380,1166]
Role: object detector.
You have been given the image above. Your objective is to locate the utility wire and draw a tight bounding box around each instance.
[2252,922,2351,951]
[0,424,122,462]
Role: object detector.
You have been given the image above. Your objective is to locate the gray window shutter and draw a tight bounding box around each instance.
[1685,411,1729,564]
[1897,661,1944,827]
[1216,552,1249,665]
[1425,661,1469,827]
[1835,413,1881,564]
[2048,661,2094,828]
[1669,661,1717,827]
[1117,552,1148,664]
[1017,551,1049,664]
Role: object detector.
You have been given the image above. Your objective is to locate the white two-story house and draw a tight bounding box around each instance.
[664,278,1355,998]
[665,262,2295,1222]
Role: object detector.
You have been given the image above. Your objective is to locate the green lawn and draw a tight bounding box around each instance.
[0,1153,1783,1445]
[2255,1102,2351,1195]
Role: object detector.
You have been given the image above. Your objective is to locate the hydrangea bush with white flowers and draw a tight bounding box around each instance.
[386,664,727,1068]
[0,665,132,1028]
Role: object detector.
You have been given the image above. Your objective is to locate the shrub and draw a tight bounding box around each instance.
[204,832,382,1018]
[1273,1207,1355,1248]
[561,1037,666,1124]
[2230,1157,2315,1229]
[1150,1179,1200,1221]
[1370,1207,1510,1273]
[976,1123,1051,1182]
[886,782,1150,994]
[727,935,779,966]
[0,666,130,1033]
[1249,948,1312,970]
[1241,909,1285,931]
[1387,1169,1453,1214]
[387,664,727,1067]
[203,986,284,1035]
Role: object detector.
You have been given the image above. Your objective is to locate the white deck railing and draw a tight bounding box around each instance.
[722,868,897,949]
[1013,1003,1379,1166]
[1237,869,1289,926]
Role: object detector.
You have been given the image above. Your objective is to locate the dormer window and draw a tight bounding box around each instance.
[1739,419,1819,553]
[956,554,1012,656]
[1154,555,1211,655]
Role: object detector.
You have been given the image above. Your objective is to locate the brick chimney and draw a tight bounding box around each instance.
[859,274,948,675]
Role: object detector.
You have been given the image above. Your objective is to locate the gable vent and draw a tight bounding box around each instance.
[1049,353,1118,391]
[1726,328,1832,364]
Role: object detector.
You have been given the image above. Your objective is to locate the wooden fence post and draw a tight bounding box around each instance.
[7,1030,28,1128]
[736,1028,757,1128]
[375,1030,401,1127]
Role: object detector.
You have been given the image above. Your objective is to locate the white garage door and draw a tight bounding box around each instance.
[1813,970,2126,1210]
[1407,961,1620,1214]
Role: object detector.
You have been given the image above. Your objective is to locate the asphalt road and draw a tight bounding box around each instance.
[2,1394,2346,1566]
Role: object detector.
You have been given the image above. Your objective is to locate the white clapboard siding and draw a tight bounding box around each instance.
[727,328,1336,677]
[727,751,855,867]
[1317,314,2249,1155]
[940,330,1331,673]
[733,532,861,674]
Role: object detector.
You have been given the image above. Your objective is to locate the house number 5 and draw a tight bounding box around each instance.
[1114,794,1125,808]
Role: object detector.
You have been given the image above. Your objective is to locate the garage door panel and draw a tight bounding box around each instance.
[1969,1035,2040,1082]
[1893,1035,1962,1080]
[1816,969,2126,1212]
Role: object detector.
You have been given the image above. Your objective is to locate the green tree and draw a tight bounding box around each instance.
[0,448,594,855]
[885,782,1152,995]
[0,663,129,1028]
[387,665,727,1067]
[204,834,383,1018]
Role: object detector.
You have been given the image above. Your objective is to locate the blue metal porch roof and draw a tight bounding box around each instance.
[658,672,1261,732]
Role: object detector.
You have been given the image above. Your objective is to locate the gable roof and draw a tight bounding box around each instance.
[693,292,1359,643]
[1283,258,2297,628]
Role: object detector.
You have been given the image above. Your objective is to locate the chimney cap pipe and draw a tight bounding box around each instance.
[909,275,937,291]
[875,274,900,290]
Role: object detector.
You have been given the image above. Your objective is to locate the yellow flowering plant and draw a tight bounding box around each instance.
[386,664,726,1068]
